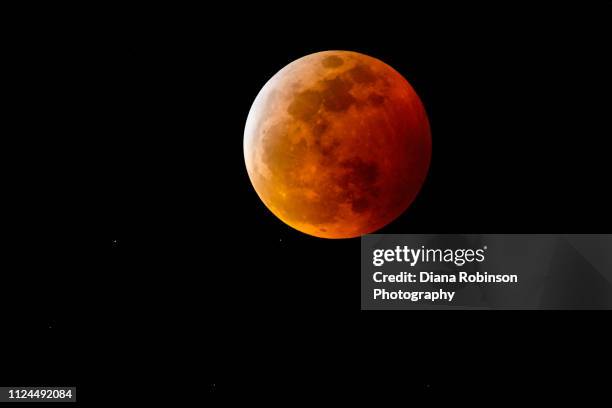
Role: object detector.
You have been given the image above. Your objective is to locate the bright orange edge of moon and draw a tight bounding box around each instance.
[244,50,431,239]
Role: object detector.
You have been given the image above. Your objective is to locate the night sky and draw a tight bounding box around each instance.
[3,3,611,403]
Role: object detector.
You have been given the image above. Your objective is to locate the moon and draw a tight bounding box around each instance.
[244,51,431,239]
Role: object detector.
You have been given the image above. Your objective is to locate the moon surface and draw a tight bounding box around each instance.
[244,51,431,239]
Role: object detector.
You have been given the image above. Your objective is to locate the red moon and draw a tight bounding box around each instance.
[244,51,431,239]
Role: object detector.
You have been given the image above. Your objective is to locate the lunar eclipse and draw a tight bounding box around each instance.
[244,51,431,238]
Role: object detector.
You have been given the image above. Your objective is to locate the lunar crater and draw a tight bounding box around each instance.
[321,55,344,68]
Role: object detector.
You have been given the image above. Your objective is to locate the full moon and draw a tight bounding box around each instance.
[244,51,431,239]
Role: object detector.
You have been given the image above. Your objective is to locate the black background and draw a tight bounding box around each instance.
[3,3,611,404]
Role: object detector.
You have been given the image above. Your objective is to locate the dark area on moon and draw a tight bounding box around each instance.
[266,60,384,222]
[287,62,379,119]
[264,65,385,225]
[3,3,611,403]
